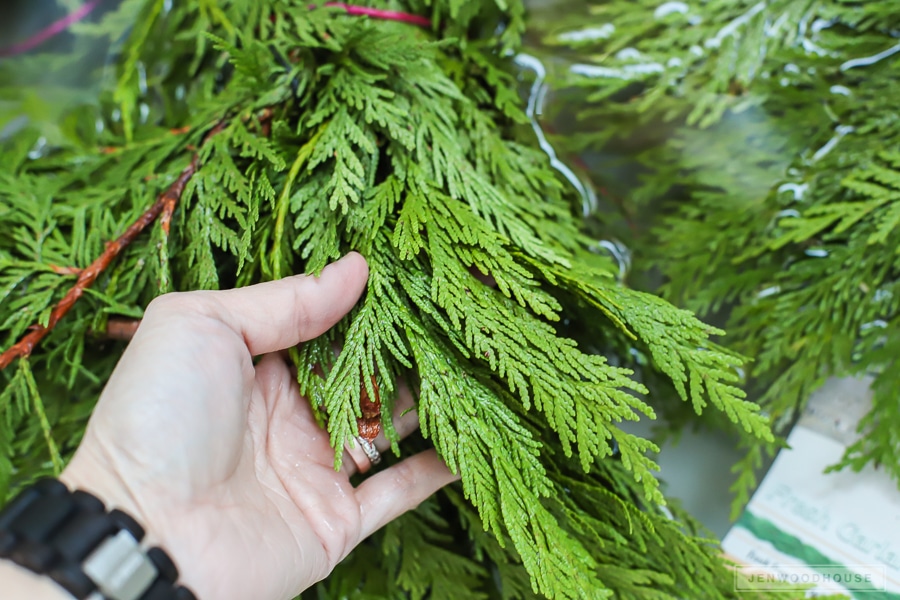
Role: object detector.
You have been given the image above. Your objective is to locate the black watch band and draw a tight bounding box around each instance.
[0,478,196,600]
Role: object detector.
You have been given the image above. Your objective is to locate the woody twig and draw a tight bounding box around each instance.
[357,375,382,442]
[0,121,226,370]
[103,318,142,342]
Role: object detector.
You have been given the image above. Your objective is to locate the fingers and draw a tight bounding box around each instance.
[342,380,418,477]
[145,252,369,356]
[342,381,458,539]
[354,449,459,540]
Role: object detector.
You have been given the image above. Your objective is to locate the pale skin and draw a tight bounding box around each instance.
[2,252,458,600]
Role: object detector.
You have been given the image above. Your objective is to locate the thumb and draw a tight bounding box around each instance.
[144,253,369,355]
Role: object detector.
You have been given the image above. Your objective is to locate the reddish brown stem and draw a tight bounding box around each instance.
[104,318,142,341]
[48,265,84,276]
[257,108,274,138]
[357,375,382,442]
[0,121,226,371]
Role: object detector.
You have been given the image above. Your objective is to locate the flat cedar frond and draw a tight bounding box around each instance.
[0,0,784,598]
[532,0,900,508]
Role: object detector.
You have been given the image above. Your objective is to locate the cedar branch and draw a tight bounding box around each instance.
[103,318,142,341]
[0,121,226,370]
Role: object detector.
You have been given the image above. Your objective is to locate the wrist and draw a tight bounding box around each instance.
[1,464,198,599]
[59,451,203,597]
[59,453,161,550]
[0,559,72,599]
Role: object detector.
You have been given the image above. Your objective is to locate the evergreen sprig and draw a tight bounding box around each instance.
[1,0,778,597]
[533,0,900,502]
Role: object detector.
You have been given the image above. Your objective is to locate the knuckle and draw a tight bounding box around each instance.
[144,291,219,325]
[290,285,313,339]
[351,455,369,475]
[389,459,419,490]
[343,447,368,475]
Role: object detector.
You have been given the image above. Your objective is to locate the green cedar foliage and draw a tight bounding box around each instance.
[531,0,900,505]
[0,0,779,598]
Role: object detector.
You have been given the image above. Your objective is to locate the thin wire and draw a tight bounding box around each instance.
[0,0,431,58]
[0,0,104,58]
[320,3,431,27]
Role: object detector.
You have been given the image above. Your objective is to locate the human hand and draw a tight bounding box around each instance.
[59,252,457,600]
